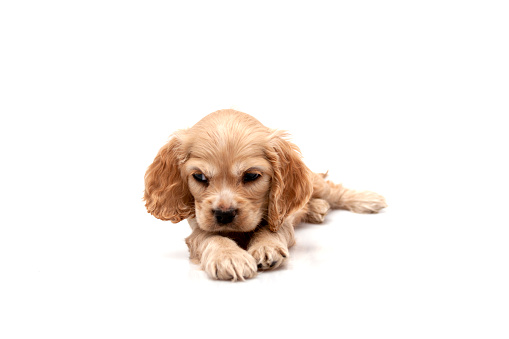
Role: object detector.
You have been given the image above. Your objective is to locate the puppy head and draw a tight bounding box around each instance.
[144,110,312,233]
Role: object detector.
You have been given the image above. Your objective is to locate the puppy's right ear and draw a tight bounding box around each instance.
[143,133,194,222]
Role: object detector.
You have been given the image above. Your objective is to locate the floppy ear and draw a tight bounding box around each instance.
[143,133,194,222]
[266,132,313,232]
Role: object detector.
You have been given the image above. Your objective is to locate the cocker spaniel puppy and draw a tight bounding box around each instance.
[144,109,387,281]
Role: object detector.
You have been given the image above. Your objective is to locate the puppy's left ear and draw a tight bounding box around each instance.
[266,132,313,232]
[143,132,194,222]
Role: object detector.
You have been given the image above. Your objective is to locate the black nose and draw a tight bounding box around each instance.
[213,209,237,225]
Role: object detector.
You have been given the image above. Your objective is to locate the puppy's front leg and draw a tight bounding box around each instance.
[185,227,258,281]
[248,218,296,270]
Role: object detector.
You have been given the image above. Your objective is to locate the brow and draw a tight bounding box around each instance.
[245,166,265,173]
[187,164,216,178]
[232,165,269,177]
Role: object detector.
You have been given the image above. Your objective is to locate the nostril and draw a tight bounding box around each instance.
[213,209,237,225]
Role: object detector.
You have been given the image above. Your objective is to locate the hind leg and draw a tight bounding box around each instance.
[297,198,331,224]
[311,172,387,213]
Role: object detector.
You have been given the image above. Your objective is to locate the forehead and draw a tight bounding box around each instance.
[182,111,273,176]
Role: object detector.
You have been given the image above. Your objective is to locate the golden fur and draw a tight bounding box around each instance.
[144,109,387,281]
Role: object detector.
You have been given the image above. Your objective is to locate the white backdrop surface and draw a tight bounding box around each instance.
[1,1,508,338]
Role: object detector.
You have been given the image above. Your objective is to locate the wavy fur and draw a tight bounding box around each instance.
[144,109,387,281]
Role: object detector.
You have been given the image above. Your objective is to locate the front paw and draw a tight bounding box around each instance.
[248,244,289,271]
[202,248,258,282]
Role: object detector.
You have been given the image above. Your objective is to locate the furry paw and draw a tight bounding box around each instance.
[347,191,387,214]
[202,248,258,281]
[305,198,331,223]
[248,243,289,271]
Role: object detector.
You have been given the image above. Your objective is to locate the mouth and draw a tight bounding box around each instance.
[201,215,263,233]
[211,224,242,233]
[210,220,251,233]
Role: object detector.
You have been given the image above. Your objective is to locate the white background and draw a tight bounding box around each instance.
[1,1,508,338]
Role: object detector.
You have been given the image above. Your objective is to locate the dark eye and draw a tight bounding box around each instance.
[193,173,208,184]
[243,172,261,183]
